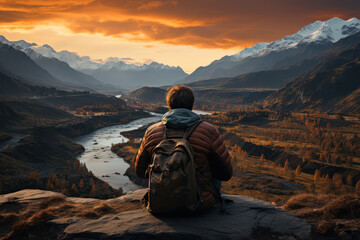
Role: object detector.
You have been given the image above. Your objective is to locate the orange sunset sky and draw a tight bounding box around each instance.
[1,0,359,73]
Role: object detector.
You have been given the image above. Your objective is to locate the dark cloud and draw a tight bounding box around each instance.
[0,0,359,48]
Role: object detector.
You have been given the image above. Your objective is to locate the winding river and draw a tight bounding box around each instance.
[73,110,211,193]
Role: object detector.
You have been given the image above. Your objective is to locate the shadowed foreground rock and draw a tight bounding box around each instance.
[58,189,310,240]
[0,189,311,239]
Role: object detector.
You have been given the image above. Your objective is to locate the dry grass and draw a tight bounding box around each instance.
[282,193,334,210]
[1,196,142,239]
[93,203,114,214]
[282,193,360,235]
[0,213,18,225]
[39,195,66,209]
[12,210,55,233]
[76,209,99,219]
[321,196,360,219]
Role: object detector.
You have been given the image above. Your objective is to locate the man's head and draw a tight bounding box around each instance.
[166,85,194,110]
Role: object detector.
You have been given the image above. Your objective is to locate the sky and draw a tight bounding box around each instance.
[0,0,359,73]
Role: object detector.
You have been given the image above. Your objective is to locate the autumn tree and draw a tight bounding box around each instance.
[356,180,360,194]
[79,179,84,189]
[283,159,289,176]
[90,178,95,186]
[90,183,97,197]
[28,171,40,184]
[314,169,320,187]
[46,179,55,190]
[332,173,343,189]
[71,184,79,195]
[259,154,265,168]
[295,165,301,176]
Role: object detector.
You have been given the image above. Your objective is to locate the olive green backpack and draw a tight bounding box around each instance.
[144,121,202,214]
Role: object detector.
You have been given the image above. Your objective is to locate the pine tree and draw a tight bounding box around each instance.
[28,171,40,184]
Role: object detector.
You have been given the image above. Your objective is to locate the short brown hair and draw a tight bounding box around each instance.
[166,85,194,110]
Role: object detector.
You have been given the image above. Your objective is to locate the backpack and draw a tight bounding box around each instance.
[144,121,203,214]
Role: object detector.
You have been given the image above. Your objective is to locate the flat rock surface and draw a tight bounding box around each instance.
[0,189,311,239]
[0,189,65,203]
[56,189,311,240]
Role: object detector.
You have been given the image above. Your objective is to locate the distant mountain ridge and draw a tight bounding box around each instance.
[187,32,360,91]
[0,43,67,88]
[182,17,360,83]
[0,35,188,90]
[24,48,116,92]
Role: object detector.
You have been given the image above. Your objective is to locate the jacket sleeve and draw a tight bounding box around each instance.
[135,129,151,178]
[209,126,233,181]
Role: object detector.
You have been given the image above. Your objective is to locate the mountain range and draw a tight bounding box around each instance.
[0,17,360,114]
[129,26,360,114]
[0,35,188,91]
[181,17,360,84]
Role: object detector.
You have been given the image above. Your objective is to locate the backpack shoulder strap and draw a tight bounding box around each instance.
[183,120,203,140]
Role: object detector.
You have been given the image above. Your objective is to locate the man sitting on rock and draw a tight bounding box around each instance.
[135,85,233,213]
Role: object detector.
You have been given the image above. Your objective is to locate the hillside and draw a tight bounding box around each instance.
[128,86,274,109]
[263,41,360,114]
[0,71,34,97]
[0,70,90,98]
[35,94,127,110]
[187,62,313,90]
[0,43,67,89]
[128,87,167,104]
[28,51,115,92]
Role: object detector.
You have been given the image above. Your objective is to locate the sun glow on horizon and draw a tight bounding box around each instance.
[0,25,241,73]
[0,0,358,73]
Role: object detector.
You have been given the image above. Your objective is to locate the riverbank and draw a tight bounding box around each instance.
[0,110,151,198]
[74,113,161,192]
[111,140,147,188]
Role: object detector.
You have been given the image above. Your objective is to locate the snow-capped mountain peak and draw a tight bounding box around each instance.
[232,17,360,60]
[233,42,269,60]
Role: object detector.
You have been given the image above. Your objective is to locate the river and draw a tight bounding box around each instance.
[73,110,211,193]
[0,133,27,151]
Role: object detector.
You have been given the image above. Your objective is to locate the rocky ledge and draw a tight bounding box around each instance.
[0,189,311,240]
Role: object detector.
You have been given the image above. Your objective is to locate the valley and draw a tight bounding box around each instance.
[0,15,360,239]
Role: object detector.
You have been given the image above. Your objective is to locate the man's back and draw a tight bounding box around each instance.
[135,108,232,209]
